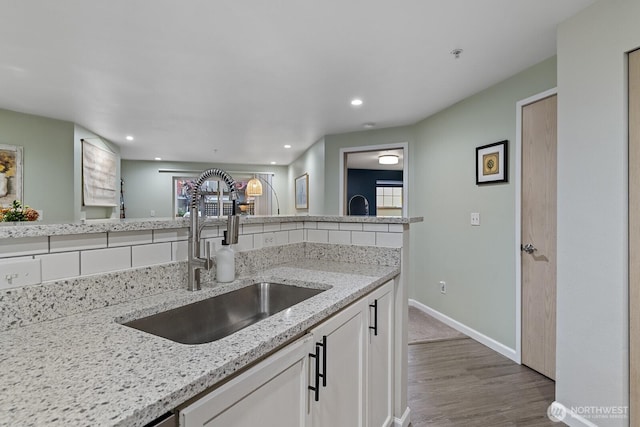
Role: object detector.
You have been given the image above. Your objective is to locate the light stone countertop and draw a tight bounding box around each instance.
[0,215,423,239]
[0,259,399,427]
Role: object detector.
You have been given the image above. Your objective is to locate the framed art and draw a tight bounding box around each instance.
[82,138,118,206]
[476,140,508,185]
[295,173,309,209]
[0,144,23,207]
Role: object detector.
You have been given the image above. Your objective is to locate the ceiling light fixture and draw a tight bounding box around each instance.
[284,144,292,149]
[270,161,276,165]
[125,135,134,141]
[379,155,399,165]
[350,98,363,107]
[154,157,162,161]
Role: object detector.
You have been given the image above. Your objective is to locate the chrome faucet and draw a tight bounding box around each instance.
[188,168,239,291]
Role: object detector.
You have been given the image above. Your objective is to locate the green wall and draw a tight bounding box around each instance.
[0,108,75,222]
[288,137,325,215]
[121,160,290,218]
[411,56,557,348]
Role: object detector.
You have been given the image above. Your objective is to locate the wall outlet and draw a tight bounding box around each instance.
[471,212,480,226]
[0,258,42,290]
[263,233,275,246]
[150,210,156,217]
[439,281,446,294]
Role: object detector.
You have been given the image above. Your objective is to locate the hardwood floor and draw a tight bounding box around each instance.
[408,338,556,426]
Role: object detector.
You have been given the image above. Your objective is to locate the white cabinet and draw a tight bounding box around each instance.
[366,280,395,427]
[309,300,366,427]
[180,279,396,427]
[181,334,313,427]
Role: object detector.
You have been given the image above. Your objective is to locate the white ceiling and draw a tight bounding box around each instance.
[347,149,404,171]
[0,0,594,166]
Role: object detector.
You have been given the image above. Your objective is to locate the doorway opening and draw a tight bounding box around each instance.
[339,143,408,217]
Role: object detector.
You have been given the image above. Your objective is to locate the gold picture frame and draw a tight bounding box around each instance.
[295,173,309,209]
[476,140,508,185]
[0,144,24,207]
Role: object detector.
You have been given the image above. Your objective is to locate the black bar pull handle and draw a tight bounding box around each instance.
[369,300,378,336]
[317,335,327,387]
[308,344,321,401]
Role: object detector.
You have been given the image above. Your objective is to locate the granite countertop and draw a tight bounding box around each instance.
[0,215,423,239]
[0,259,399,427]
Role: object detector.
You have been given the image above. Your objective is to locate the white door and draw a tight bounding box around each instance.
[521,94,557,380]
[310,301,365,427]
[367,281,394,427]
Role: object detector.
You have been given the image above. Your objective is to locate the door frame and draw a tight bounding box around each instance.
[514,87,558,365]
[339,142,409,216]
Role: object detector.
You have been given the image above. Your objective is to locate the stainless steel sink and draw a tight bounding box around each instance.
[122,282,324,344]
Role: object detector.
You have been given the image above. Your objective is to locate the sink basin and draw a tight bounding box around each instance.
[122,282,324,344]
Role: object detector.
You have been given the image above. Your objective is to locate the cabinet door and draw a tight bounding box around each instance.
[366,280,394,427]
[310,301,365,427]
[181,334,313,427]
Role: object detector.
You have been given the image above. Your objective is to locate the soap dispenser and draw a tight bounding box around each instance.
[216,231,235,283]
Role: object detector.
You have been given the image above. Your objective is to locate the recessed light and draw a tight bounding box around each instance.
[154,157,162,161]
[350,98,363,107]
[270,161,277,165]
[125,135,134,141]
[284,144,292,149]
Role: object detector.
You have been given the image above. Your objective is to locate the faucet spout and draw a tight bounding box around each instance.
[187,168,238,291]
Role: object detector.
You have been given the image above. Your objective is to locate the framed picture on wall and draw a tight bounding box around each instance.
[0,144,23,207]
[295,173,309,209]
[476,140,508,185]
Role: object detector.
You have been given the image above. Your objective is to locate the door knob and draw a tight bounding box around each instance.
[521,243,536,254]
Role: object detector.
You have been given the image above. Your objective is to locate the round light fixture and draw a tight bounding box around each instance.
[154,157,162,161]
[350,98,363,107]
[284,144,292,149]
[125,135,134,141]
[378,155,399,165]
[270,161,277,165]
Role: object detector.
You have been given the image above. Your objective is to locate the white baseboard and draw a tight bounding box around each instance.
[393,406,411,427]
[549,401,600,427]
[409,299,517,362]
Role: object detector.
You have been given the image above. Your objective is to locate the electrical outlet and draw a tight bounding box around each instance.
[471,212,480,226]
[439,281,446,294]
[150,210,156,217]
[263,233,275,246]
[0,259,42,290]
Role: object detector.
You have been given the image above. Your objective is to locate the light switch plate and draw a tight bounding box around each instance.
[471,212,480,226]
[0,258,42,289]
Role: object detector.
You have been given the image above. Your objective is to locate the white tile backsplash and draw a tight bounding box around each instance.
[153,228,189,243]
[36,252,80,281]
[50,233,107,253]
[275,230,289,246]
[363,223,389,232]
[289,229,304,244]
[376,232,403,248]
[328,230,351,245]
[132,243,172,268]
[304,222,318,229]
[279,222,297,231]
[339,222,363,231]
[263,223,281,233]
[351,231,376,246]
[0,236,48,257]
[81,247,131,275]
[242,224,264,234]
[388,224,405,233]
[318,222,339,230]
[307,229,328,243]
[200,226,219,239]
[108,231,153,247]
[172,240,188,261]
[235,234,254,252]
